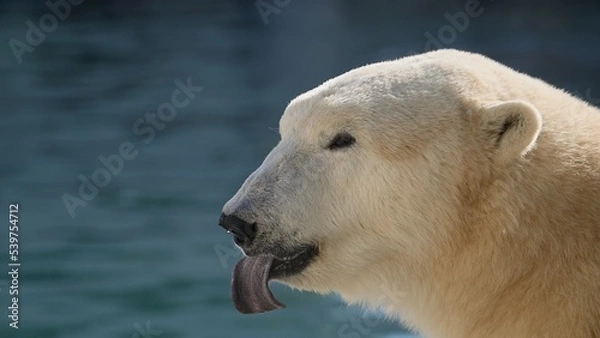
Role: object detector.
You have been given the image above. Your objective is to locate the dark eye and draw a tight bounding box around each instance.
[327,132,356,150]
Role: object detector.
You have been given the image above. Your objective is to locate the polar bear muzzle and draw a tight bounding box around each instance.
[220,212,318,314]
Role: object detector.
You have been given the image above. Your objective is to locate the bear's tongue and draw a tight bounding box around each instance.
[231,255,285,314]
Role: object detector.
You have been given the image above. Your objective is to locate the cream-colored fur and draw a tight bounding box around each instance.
[223,49,600,337]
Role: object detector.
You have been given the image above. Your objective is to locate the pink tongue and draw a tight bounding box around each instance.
[231,255,285,314]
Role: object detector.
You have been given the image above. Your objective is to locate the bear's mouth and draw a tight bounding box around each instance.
[231,245,318,314]
[270,244,318,279]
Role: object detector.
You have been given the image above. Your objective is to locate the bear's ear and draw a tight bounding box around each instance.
[477,100,542,164]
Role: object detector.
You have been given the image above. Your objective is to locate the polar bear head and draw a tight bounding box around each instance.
[219,49,542,315]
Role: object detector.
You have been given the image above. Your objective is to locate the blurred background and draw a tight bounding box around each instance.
[0,0,598,337]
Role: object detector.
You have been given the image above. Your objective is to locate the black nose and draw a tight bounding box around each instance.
[218,213,257,247]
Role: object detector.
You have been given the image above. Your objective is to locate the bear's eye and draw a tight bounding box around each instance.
[327,132,356,150]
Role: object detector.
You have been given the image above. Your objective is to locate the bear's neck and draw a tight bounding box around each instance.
[370,140,600,337]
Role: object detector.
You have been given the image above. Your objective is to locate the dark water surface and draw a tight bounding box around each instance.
[0,1,598,337]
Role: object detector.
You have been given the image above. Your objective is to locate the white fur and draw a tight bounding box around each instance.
[223,49,600,337]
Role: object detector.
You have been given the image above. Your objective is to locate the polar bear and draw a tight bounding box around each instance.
[219,49,600,337]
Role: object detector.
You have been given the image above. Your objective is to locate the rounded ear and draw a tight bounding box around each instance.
[477,100,542,164]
